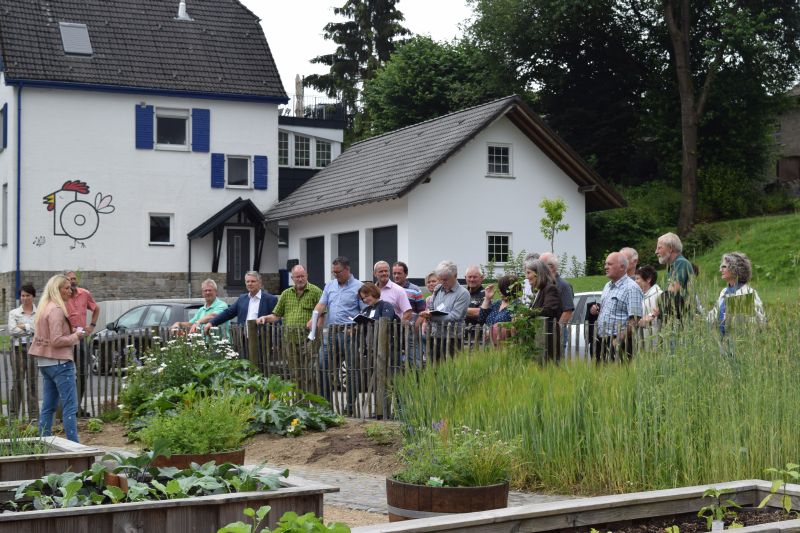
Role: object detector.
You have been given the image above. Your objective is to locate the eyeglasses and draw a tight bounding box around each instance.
[332,270,344,275]
[719,265,728,270]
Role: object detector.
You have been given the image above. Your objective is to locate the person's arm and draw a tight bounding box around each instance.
[8,310,24,337]
[448,290,471,322]
[396,289,412,323]
[88,304,100,334]
[48,310,83,348]
[256,314,281,324]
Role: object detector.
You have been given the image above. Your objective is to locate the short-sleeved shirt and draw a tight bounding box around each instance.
[379,279,412,319]
[66,287,98,328]
[189,298,229,324]
[555,275,575,314]
[667,255,693,293]
[400,281,426,314]
[596,276,644,337]
[273,283,322,327]
[320,275,363,325]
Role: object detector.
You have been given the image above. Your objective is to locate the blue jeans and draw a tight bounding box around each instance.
[39,361,79,443]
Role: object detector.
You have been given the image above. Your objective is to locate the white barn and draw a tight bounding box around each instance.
[266,96,624,285]
[0,0,287,311]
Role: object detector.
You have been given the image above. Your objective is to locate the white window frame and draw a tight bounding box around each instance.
[294,135,311,167]
[486,143,513,178]
[316,139,332,168]
[154,108,190,151]
[487,232,512,264]
[148,213,174,246]
[0,106,5,152]
[278,131,289,166]
[225,154,252,189]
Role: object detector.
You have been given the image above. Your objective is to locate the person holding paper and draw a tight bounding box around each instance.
[709,252,765,336]
[418,260,470,361]
[357,282,398,322]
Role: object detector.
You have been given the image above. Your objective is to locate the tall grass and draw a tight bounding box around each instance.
[392,309,800,495]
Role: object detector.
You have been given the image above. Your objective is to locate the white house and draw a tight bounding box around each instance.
[266,96,624,286]
[0,0,287,312]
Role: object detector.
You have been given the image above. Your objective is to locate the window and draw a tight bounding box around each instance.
[58,22,93,56]
[149,214,173,245]
[294,135,310,167]
[279,226,289,247]
[0,104,5,151]
[1,184,6,246]
[487,144,511,176]
[278,131,289,166]
[155,108,189,150]
[316,139,331,167]
[487,233,511,263]
[226,155,250,187]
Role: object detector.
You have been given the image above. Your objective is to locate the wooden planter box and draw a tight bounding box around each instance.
[0,437,98,482]
[386,478,509,521]
[353,480,800,532]
[0,469,337,532]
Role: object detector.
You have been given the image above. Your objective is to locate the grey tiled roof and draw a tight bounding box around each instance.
[266,95,624,220]
[0,0,286,100]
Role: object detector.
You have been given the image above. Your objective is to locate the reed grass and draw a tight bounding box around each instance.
[392,307,800,495]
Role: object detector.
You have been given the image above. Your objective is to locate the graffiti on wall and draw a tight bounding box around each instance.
[43,180,116,249]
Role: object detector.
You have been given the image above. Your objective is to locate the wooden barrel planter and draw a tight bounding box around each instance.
[386,478,509,522]
[151,448,245,469]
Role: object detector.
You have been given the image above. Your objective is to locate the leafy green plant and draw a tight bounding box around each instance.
[0,417,49,456]
[364,422,400,446]
[758,463,800,514]
[539,197,570,253]
[697,487,740,531]
[664,526,680,533]
[218,505,350,533]
[85,418,104,433]
[8,453,287,512]
[393,421,519,487]
[135,392,253,454]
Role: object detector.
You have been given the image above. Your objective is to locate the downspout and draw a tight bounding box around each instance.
[187,237,192,298]
[14,85,22,300]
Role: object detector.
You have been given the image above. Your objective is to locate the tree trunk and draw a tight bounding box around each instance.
[664,0,698,236]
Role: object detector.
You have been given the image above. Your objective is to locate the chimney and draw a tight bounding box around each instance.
[176,0,192,21]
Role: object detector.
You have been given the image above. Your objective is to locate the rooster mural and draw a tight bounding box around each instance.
[43,180,115,248]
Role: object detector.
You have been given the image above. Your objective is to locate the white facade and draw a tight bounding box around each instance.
[285,115,588,281]
[0,83,279,276]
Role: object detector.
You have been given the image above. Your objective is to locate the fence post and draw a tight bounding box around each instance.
[247,320,259,367]
[375,318,390,419]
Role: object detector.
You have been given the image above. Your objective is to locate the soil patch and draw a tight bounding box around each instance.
[325,505,386,527]
[575,508,791,532]
[81,418,403,477]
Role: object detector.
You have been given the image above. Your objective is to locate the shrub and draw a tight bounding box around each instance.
[136,392,253,454]
[682,223,722,259]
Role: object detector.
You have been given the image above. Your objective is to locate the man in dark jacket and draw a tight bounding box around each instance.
[205,271,277,332]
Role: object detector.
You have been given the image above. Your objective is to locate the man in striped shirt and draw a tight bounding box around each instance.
[589,252,643,362]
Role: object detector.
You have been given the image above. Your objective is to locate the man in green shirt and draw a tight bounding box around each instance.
[257,265,321,388]
[655,232,694,321]
[170,279,229,334]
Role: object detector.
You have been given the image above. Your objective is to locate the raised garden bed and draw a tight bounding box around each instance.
[352,480,800,532]
[0,437,98,482]
[0,468,337,532]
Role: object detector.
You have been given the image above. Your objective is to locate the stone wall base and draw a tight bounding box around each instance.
[0,271,280,317]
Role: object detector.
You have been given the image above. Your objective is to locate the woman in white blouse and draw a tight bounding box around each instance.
[7,283,37,417]
[635,265,663,335]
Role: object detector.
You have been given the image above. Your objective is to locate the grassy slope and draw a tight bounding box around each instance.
[566,213,800,307]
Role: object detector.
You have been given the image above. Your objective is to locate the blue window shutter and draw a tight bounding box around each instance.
[192,108,210,152]
[253,155,268,190]
[211,153,225,188]
[1,103,7,149]
[135,105,153,149]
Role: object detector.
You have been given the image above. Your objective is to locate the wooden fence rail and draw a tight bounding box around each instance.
[0,318,629,420]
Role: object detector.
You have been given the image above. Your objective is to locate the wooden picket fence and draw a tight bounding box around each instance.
[0,318,587,421]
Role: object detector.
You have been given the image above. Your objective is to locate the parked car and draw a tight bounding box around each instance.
[564,291,602,358]
[89,302,203,375]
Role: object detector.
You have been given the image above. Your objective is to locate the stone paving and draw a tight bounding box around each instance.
[272,464,577,514]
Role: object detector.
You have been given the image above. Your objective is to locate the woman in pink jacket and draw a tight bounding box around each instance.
[29,274,86,442]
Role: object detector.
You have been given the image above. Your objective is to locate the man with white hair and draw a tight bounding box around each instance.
[589,252,643,361]
[539,252,575,326]
[373,261,412,322]
[620,247,638,280]
[170,278,227,333]
[418,260,470,360]
[655,233,693,295]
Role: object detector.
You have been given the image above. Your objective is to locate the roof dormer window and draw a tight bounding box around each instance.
[59,22,93,56]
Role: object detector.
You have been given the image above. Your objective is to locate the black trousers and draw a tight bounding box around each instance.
[592,335,633,362]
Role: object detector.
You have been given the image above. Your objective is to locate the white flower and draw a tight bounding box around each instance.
[117,404,125,409]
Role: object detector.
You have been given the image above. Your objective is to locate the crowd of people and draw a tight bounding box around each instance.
[8,231,767,436]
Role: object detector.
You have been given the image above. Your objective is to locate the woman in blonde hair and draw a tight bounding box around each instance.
[29,274,85,442]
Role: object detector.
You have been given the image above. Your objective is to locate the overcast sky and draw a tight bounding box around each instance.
[241,0,475,97]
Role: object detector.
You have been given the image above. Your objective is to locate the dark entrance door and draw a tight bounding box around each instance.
[306,236,325,288]
[226,228,250,291]
[372,225,397,268]
[337,231,359,280]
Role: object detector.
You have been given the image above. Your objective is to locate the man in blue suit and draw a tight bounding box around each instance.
[205,271,277,334]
